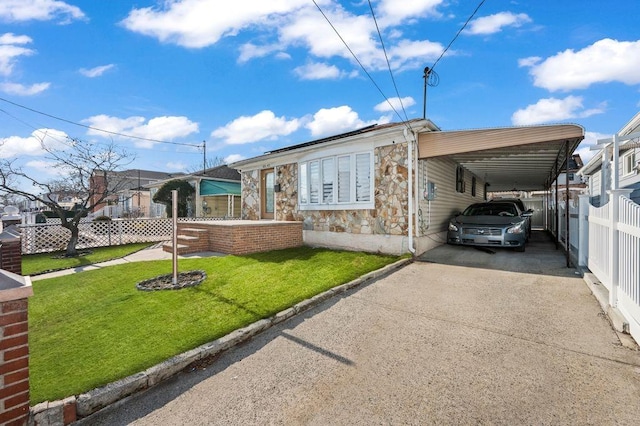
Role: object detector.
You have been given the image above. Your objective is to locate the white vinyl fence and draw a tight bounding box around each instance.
[19,217,229,254]
[581,189,640,342]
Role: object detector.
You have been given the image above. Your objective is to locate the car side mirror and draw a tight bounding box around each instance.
[521,211,533,217]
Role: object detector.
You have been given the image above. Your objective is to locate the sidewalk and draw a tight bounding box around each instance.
[30,245,224,281]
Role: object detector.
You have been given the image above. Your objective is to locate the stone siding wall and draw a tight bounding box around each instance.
[241,170,260,220]
[239,142,409,237]
[275,163,300,222]
[374,143,409,235]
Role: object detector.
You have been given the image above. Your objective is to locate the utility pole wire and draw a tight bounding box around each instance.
[311,0,410,131]
[0,95,201,148]
[431,0,486,72]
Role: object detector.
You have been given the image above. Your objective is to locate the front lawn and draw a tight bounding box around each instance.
[29,247,401,404]
[22,243,153,276]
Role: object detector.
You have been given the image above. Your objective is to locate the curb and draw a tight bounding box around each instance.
[29,257,411,425]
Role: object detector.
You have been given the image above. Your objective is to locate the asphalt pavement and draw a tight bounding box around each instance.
[77,240,640,425]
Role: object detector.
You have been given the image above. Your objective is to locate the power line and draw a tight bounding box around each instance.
[311,0,409,129]
[431,0,486,72]
[0,95,202,148]
[367,0,410,123]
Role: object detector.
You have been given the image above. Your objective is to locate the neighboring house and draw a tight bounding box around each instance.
[230,119,584,255]
[579,111,640,206]
[90,169,185,218]
[145,165,241,218]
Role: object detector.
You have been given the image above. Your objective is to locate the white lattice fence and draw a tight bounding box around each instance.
[19,217,232,254]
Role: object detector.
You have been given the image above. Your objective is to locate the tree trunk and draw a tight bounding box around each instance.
[65,226,80,257]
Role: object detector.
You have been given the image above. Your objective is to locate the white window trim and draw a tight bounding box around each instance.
[298,151,374,211]
[622,151,636,176]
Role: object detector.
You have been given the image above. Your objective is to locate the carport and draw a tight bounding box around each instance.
[417,124,585,266]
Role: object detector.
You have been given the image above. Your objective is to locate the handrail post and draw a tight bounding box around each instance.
[578,194,590,267]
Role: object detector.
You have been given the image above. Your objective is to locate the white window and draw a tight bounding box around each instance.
[299,152,373,209]
[337,156,351,203]
[623,151,636,176]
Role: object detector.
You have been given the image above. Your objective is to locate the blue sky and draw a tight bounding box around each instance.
[1,0,639,182]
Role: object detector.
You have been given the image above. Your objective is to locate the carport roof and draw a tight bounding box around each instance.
[418,124,584,191]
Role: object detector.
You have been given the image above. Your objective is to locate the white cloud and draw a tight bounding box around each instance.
[518,56,541,68]
[511,96,605,126]
[305,105,377,137]
[522,38,640,92]
[238,43,282,63]
[0,128,69,158]
[0,0,85,23]
[224,154,246,164]
[211,110,301,144]
[293,62,344,80]
[122,0,446,73]
[464,12,531,35]
[574,131,610,165]
[374,96,416,113]
[165,161,188,171]
[25,160,63,177]
[0,33,34,76]
[79,64,115,78]
[121,0,311,48]
[83,115,199,148]
[377,0,444,26]
[0,81,50,95]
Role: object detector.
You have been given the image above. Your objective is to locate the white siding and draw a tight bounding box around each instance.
[416,157,486,235]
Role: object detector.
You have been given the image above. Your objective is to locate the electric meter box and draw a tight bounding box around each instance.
[425,181,437,200]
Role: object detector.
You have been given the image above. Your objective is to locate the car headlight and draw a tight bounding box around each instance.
[448,222,458,232]
[507,222,524,234]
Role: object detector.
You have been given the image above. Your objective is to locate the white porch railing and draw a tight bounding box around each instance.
[580,189,640,342]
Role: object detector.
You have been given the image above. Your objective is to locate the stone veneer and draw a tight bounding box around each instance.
[274,163,299,221]
[241,170,260,220]
[240,143,410,237]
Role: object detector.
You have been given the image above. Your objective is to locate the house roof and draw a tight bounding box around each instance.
[200,180,241,196]
[579,111,640,176]
[197,165,241,181]
[418,124,585,191]
[230,119,438,170]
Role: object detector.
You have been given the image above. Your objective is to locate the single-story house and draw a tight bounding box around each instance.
[578,111,640,206]
[145,165,241,218]
[230,119,584,255]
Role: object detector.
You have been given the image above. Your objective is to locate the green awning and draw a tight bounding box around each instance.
[200,180,241,196]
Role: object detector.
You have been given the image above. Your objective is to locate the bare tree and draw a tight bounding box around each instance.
[0,137,135,257]
[189,156,226,174]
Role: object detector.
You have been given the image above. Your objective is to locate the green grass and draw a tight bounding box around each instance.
[21,243,153,276]
[29,247,400,403]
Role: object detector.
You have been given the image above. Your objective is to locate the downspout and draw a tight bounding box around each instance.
[405,128,416,255]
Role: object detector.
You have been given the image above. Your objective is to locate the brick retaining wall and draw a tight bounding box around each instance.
[174,221,303,255]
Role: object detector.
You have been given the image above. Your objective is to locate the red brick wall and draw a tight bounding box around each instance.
[0,299,30,425]
[0,237,21,276]
[175,222,303,255]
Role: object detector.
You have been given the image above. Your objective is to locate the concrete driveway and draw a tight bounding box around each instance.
[81,244,640,425]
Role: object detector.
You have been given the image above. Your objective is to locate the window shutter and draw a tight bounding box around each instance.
[322,158,334,203]
[355,153,371,202]
[337,156,350,202]
[309,160,320,203]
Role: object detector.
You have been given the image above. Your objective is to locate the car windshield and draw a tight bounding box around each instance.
[462,203,518,217]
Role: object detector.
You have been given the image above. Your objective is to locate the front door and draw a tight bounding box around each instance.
[260,169,274,219]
